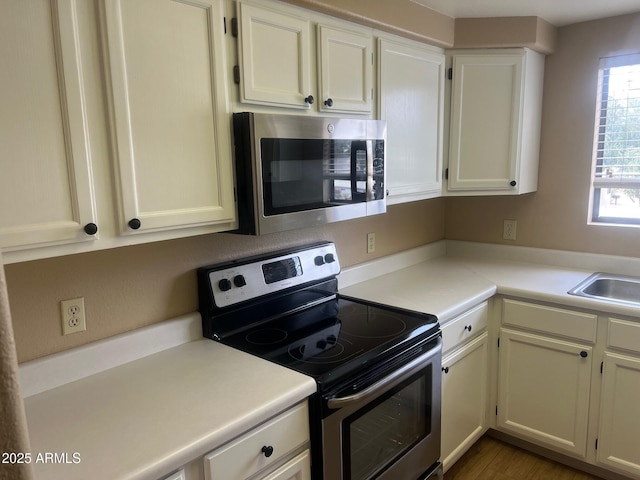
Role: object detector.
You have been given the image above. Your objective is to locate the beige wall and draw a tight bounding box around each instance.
[446,12,640,258]
[6,200,444,362]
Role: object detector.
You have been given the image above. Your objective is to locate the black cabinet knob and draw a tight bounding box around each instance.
[261,445,274,458]
[84,223,98,235]
[324,98,333,107]
[218,278,232,292]
[442,366,449,374]
[510,180,517,187]
[304,95,314,105]
[464,325,472,332]
[128,218,141,230]
[580,351,588,358]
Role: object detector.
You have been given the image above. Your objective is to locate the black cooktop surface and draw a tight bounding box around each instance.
[218,295,439,390]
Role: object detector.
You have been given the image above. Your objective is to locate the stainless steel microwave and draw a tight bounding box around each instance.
[232,112,386,235]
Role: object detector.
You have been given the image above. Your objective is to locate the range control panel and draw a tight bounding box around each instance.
[206,242,340,308]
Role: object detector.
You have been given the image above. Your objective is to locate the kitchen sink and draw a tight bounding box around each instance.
[568,272,640,306]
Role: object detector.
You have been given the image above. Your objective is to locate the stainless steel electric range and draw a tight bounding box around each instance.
[198,242,443,480]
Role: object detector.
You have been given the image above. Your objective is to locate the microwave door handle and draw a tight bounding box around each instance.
[326,337,442,409]
[350,141,367,199]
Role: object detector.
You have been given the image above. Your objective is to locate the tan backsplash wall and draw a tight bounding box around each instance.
[446,12,640,258]
[6,199,444,363]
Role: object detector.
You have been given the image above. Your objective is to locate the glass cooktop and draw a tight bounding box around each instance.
[219,295,439,390]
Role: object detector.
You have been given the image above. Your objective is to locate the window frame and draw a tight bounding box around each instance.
[589,53,640,226]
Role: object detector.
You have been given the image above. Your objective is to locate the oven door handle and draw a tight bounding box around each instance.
[326,336,442,409]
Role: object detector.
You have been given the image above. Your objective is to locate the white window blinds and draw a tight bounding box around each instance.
[592,54,640,189]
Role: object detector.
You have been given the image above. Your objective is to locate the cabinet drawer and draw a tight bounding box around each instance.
[442,302,488,354]
[502,298,597,343]
[204,402,309,480]
[607,318,640,353]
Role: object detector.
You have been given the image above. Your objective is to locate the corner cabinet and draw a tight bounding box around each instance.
[0,0,97,252]
[102,0,235,235]
[236,0,372,114]
[379,37,445,204]
[444,48,544,196]
[440,302,489,472]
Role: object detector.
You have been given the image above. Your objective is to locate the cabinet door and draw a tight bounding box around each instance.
[261,451,311,480]
[238,2,312,109]
[103,0,235,234]
[497,329,592,457]
[447,53,523,191]
[0,0,96,250]
[379,39,444,203]
[597,353,640,477]
[318,25,372,114]
[441,332,489,472]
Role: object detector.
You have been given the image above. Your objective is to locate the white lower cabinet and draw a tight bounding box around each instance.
[441,332,489,470]
[496,299,596,458]
[204,402,310,480]
[440,302,489,472]
[497,329,592,457]
[597,318,640,478]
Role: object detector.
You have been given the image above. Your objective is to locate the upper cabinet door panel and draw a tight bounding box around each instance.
[0,0,96,250]
[379,38,444,201]
[318,25,372,114]
[448,54,523,191]
[103,0,235,234]
[238,2,312,109]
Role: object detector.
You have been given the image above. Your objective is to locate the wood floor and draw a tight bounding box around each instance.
[444,435,605,480]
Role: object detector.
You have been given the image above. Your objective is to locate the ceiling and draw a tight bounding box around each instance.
[410,0,640,27]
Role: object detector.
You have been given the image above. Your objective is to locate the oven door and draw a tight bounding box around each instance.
[321,336,442,480]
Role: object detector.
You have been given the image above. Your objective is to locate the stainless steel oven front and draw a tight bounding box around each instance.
[321,335,443,480]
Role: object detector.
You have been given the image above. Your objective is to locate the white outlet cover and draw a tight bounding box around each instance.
[60,297,86,335]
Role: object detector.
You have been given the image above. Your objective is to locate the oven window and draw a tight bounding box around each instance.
[260,138,368,215]
[343,371,431,480]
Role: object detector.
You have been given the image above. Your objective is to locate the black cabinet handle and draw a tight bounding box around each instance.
[442,366,449,374]
[304,95,314,105]
[84,223,98,235]
[324,98,333,107]
[128,218,141,230]
[580,351,588,358]
[261,445,274,458]
[464,325,472,332]
[510,180,517,187]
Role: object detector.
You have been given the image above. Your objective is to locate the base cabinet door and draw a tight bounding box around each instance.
[441,332,489,471]
[497,329,592,458]
[597,353,640,477]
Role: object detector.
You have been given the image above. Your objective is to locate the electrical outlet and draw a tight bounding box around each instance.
[367,232,376,253]
[503,219,517,241]
[60,297,86,335]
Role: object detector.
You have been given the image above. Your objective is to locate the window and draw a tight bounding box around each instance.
[590,54,640,225]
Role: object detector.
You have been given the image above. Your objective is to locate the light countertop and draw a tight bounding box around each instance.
[23,340,316,480]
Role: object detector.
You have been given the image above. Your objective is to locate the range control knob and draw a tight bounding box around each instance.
[233,275,246,288]
[218,278,232,292]
[324,253,335,263]
[316,339,327,349]
[314,255,325,266]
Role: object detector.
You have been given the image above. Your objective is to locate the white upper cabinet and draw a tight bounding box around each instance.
[379,37,444,203]
[0,0,97,251]
[103,0,235,235]
[236,0,373,114]
[445,48,544,195]
[318,25,372,114]
[237,2,313,109]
